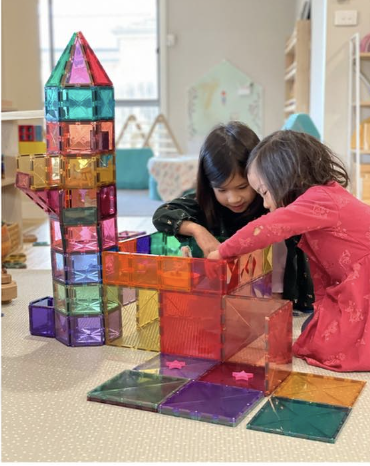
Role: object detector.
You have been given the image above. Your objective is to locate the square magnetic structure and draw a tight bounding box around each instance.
[68,283,103,315]
[29,296,56,338]
[133,353,218,380]
[159,380,263,427]
[246,396,351,443]
[98,184,116,218]
[68,252,101,285]
[222,296,292,394]
[70,314,105,346]
[272,372,366,408]
[87,369,188,412]
[64,225,99,253]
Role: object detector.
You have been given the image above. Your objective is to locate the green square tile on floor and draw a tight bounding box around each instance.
[87,370,189,412]
[246,396,351,443]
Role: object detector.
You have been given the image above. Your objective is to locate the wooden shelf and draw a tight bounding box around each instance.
[360,52,370,60]
[1,177,15,187]
[284,20,310,119]
[1,109,44,121]
[351,149,370,155]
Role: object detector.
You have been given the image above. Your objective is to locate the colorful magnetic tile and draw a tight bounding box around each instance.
[159,380,263,427]
[87,370,187,412]
[62,207,97,226]
[67,252,101,284]
[231,273,272,299]
[118,239,137,253]
[50,218,63,251]
[137,289,159,328]
[61,156,97,189]
[136,235,151,254]
[97,153,115,185]
[246,396,351,443]
[133,353,218,380]
[104,290,159,351]
[79,31,113,86]
[272,372,366,408]
[53,280,67,314]
[64,38,92,85]
[190,257,228,295]
[131,254,160,288]
[160,256,191,291]
[55,310,71,345]
[62,189,97,209]
[70,314,104,346]
[160,291,223,360]
[68,284,103,315]
[65,225,99,253]
[199,361,266,392]
[98,185,116,218]
[118,230,146,240]
[45,33,76,87]
[102,251,130,286]
[29,296,56,338]
[100,217,117,249]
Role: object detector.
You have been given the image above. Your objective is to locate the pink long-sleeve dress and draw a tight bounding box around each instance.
[219,181,370,372]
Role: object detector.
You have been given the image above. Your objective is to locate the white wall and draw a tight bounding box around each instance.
[164,0,297,152]
[324,0,370,160]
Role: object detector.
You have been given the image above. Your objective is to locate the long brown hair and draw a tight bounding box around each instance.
[196,121,261,227]
[246,130,349,207]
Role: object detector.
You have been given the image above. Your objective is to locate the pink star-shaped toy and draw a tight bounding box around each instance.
[166,360,186,370]
[232,371,254,381]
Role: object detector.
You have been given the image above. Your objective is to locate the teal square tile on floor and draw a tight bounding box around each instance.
[87,369,188,412]
[246,396,351,443]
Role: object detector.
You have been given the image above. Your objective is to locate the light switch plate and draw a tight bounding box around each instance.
[334,10,358,26]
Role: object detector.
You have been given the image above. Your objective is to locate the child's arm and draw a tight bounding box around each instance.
[218,186,338,259]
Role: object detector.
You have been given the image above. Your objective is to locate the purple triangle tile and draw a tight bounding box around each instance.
[133,353,218,379]
[68,39,92,84]
[159,380,263,426]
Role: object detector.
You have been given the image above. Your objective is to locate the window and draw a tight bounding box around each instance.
[38,0,159,140]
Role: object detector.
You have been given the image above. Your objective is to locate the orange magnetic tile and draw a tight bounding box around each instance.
[272,371,366,408]
[160,256,191,292]
[118,239,137,253]
[263,245,273,274]
[31,155,48,190]
[102,251,131,285]
[47,155,61,187]
[62,188,97,209]
[131,254,160,289]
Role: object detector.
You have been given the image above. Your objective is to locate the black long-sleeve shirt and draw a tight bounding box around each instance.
[153,191,315,311]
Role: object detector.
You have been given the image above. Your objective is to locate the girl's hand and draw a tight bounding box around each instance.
[207,250,221,260]
[192,226,221,257]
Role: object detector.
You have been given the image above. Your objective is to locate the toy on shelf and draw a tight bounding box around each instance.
[1,223,17,303]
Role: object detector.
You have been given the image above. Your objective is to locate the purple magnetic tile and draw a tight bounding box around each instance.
[68,40,91,84]
[70,314,105,346]
[55,311,71,346]
[105,307,122,342]
[133,353,218,379]
[159,380,263,426]
[136,235,151,254]
[29,296,55,338]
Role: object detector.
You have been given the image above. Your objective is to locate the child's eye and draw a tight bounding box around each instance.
[239,185,248,190]
[216,188,225,193]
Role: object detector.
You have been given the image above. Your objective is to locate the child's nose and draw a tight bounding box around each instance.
[228,191,242,204]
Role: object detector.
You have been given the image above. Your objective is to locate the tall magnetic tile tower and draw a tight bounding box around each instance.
[16,32,117,346]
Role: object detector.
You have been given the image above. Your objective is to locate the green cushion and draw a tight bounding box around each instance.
[115,148,154,189]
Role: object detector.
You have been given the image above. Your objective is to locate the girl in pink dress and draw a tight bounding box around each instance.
[208,130,370,372]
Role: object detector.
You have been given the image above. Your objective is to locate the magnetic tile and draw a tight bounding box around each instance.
[159,380,263,427]
[199,361,266,392]
[29,296,55,338]
[246,396,351,443]
[87,370,187,412]
[133,353,218,379]
[272,372,366,408]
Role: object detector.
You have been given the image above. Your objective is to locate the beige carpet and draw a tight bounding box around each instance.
[2,270,370,462]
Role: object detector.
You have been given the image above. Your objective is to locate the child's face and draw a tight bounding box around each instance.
[212,173,256,213]
[248,164,276,212]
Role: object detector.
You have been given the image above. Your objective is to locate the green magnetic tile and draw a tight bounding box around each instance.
[246,396,351,443]
[272,371,366,408]
[150,232,165,255]
[46,33,76,87]
[69,284,103,315]
[87,369,188,412]
[165,236,182,256]
[62,207,98,226]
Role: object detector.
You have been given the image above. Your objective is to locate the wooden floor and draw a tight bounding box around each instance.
[21,216,156,270]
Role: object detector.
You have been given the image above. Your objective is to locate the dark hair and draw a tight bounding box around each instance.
[196,121,260,227]
[246,130,350,208]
